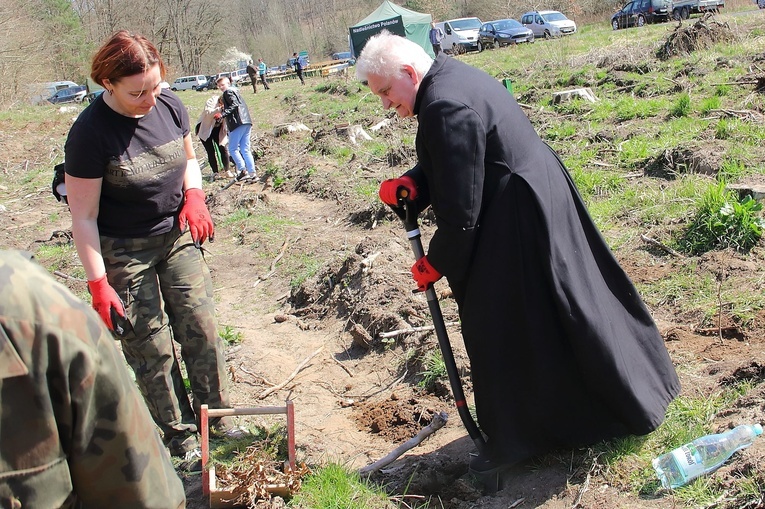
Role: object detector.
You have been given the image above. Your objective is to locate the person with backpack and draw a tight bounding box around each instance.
[63,30,245,470]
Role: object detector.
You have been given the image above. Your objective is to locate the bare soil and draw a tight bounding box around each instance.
[3,18,765,507]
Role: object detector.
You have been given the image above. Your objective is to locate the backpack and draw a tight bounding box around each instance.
[52,163,68,204]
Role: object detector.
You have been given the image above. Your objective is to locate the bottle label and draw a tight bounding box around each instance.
[671,444,705,480]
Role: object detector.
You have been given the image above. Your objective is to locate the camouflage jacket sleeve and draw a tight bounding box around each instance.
[0,250,186,509]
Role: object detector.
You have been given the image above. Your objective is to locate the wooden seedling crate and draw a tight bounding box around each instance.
[200,403,296,508]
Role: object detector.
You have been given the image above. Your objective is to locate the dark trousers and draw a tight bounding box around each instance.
[201,125,229,174]
[296,68,304,84]
[259,74,270,90]
[432,44,442,55]
[248,74,257,93]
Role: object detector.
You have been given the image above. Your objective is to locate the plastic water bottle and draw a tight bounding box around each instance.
[652,423,763,489]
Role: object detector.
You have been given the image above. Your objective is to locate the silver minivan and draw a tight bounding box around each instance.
[171,75,208,91]
[520,10,577,38]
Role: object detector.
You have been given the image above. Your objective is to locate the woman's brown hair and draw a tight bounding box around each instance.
[91,30,166,86]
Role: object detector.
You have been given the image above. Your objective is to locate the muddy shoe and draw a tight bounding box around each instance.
[176,448,202,472]
[211,423,251,439]
[166,433,199,457]
[468,451,515,476]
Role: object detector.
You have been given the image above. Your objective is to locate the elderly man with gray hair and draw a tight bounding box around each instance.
[356,31,679,477]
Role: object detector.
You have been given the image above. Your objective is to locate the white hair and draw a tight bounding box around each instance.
[355,30,433,83]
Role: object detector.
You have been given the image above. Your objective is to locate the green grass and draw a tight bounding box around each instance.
[592,380,760,503]
[290,463,400,509]
[33,243,79,274]
[417,348,446,390]
[219,325,243,346]
[289,253,323,290]
[677,182,765,255]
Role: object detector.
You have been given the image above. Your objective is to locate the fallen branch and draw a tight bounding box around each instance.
[379,322,460,339]
[53,270,86,282]
[640,234,684,258]
[332,356,354,377]
[258,346,324,399]
[237,363,274,386]
[253,236,291,287]
[709,81,759,86]
[358,411,448,475]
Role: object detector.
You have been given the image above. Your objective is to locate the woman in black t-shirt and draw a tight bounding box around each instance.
[65,30,241,466]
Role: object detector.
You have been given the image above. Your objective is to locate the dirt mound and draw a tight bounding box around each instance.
[644,146,724,178]
[354,394,439,442]
[657,14,735,60]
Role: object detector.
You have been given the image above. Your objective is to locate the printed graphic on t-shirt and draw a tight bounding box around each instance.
[105,138,185,188]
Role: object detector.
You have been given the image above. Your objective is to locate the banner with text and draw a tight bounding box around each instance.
[349,16,405,57]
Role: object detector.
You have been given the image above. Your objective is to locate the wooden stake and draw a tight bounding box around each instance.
[358,411,448,475]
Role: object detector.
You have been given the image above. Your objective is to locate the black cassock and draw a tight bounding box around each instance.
[404,53,680,463]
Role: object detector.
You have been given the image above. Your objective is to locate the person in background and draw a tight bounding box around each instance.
[246,59,258,94]
[356,31,680,476]
[215,75,257,181]
[64,30,244,469]
[257,57,271,90]
[0,250,186,508]
[196,94,231,180]
[429,21,445,55]
[292,52,305,85]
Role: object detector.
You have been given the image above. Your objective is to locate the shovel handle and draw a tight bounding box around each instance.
[392,197,486,454]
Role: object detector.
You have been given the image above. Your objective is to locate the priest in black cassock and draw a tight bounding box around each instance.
[356,30,680,475]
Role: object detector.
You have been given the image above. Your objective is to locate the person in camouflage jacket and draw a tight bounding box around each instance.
[0,250,185,509]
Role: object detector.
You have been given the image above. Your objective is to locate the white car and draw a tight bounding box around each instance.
[435,17,483,54]
[230,68,250,85]
[170,75,208,91]
[520,10,577,38]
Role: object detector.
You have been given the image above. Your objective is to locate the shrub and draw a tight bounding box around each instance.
[677,183,765,255]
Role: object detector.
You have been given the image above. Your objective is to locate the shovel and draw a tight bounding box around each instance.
[393,191,486,456]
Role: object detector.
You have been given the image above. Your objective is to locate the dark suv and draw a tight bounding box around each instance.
[611,0,670,29]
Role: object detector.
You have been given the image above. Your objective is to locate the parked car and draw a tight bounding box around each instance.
[611,0,670,29]
[170,75,208,91]
[48,85,87,104]
[520,10,577,38]
[230,68,250,85]
[29,81,78,105]
[478,19,534,50]
[332,51,352,60]
[435,17,483,54]
[204,72,232,90]
[196,75,217,91]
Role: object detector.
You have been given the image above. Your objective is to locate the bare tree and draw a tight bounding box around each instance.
[162,0,225,74]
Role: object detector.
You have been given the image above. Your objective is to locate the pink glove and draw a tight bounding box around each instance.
[411,256,442,292]
[178,188,214,247]
[88,274,126,332]
[379,175,418,206]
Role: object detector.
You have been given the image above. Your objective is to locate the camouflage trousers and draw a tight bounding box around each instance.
[101,227,231,455]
